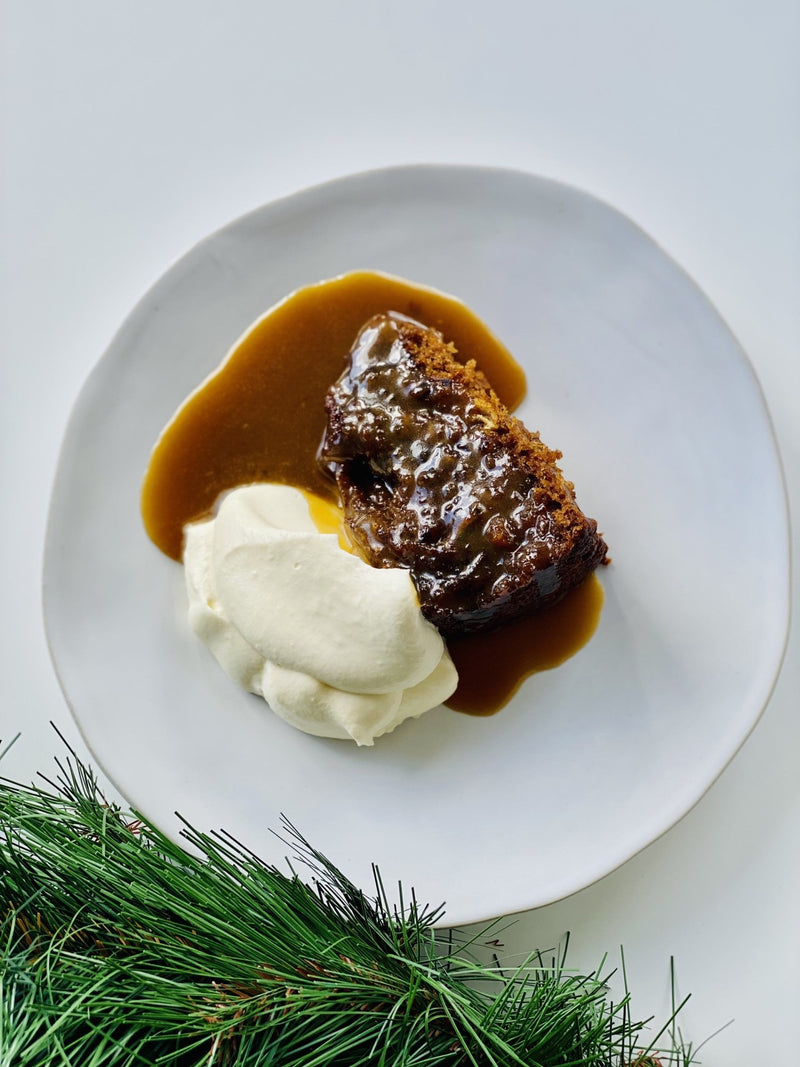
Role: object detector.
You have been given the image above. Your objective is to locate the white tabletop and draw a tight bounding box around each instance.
[2,2,798,1062]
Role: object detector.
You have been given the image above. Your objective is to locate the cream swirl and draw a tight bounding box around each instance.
[183,484,457,745]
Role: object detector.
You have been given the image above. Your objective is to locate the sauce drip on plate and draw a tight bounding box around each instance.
[447,573,603,713]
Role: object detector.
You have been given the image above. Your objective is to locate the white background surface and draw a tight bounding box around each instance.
[1,2,798,1063]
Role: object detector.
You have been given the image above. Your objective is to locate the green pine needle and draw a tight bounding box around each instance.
[1,737,698,1066]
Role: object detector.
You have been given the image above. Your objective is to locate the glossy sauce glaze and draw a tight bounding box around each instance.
[141,271,601,716]
[319,312,606,634]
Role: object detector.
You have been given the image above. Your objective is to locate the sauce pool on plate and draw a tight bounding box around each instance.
[141,270,602,717]
[142,271,525,560]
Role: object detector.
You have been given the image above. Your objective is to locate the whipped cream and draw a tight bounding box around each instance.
[183,483,457,745]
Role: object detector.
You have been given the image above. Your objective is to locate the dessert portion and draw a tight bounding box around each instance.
[183,483,457,745]
[142,271,605,730]
[319,313,608,635]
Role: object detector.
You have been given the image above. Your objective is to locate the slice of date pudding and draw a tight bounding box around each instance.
[318,313,607,635]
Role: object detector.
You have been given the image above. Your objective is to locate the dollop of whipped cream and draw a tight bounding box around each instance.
[183,483,457,745]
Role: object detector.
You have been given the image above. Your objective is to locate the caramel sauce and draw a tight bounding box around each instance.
[141,270,601,716]
[302,490,353,553]
[141,271,525,561]
[446,573,603,714]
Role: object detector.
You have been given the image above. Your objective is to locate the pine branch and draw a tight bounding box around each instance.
[0,741,699,1066]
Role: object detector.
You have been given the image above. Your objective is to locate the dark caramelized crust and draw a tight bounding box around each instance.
[318,313,608,634]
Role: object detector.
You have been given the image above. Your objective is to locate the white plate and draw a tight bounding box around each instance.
[44,165,790,926]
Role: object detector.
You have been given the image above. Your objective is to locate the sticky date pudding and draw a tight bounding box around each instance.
[319,313,608,635]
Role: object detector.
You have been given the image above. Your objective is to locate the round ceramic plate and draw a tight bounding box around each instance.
[44,165,790,926]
